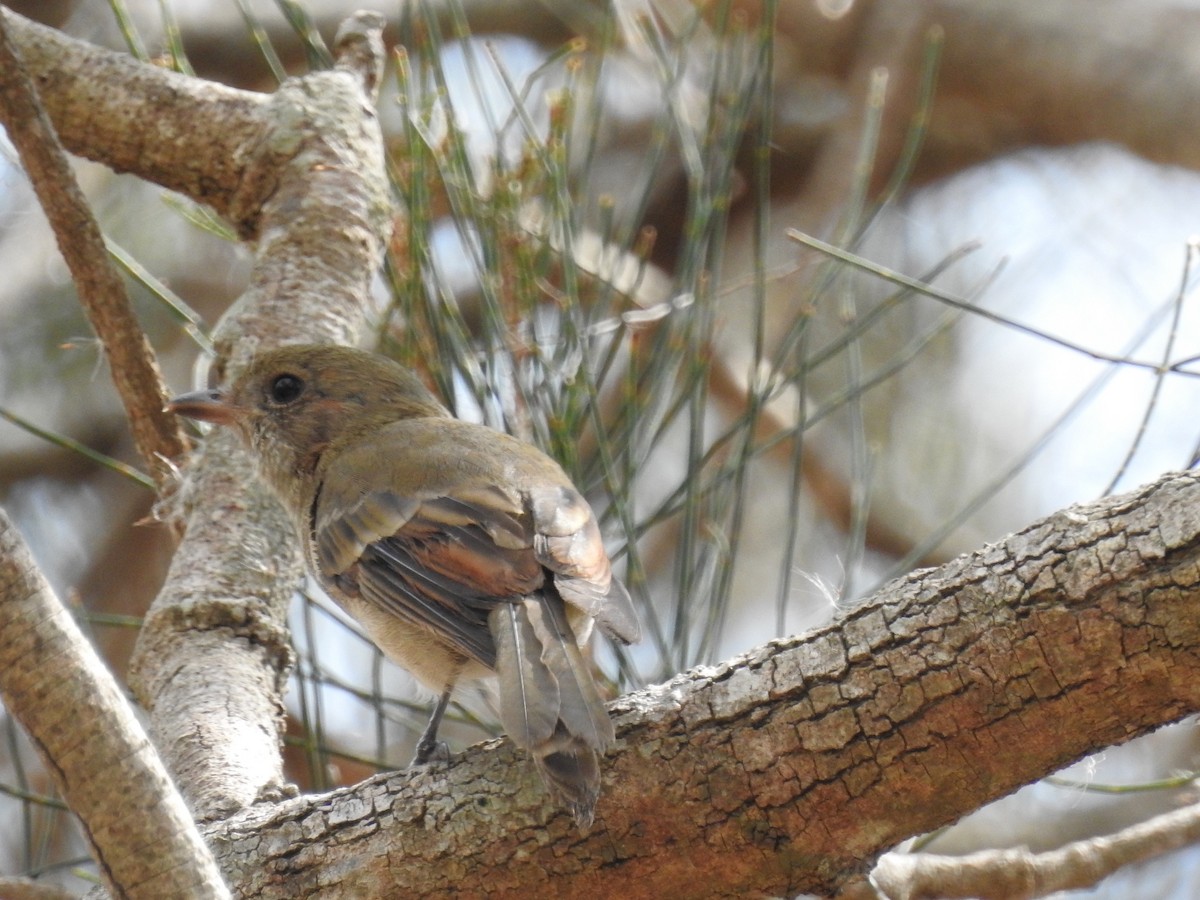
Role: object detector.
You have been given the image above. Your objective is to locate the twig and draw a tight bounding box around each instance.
[786,228,1200,378]
[0,405,156,490]
[0,8,188,487]
[871,798,1200,900]
[1105,238,1199,494]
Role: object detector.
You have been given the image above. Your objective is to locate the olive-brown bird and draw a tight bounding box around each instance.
[168,344,640,829]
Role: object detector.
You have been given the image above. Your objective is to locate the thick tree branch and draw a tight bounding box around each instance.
[925,0,1200,179]
[127,11,392,821]
[201,469,1200,897]
[762,0,1200,185]
[0,8,188,487]
[12,2,1200,227]
[0,9,271,235]
[8,5,1200,895]
[0,510,228,899]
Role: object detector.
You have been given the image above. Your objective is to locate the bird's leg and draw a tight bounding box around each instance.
[411,686,453,766]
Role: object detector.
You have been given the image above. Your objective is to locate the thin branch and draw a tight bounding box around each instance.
[1105,238,1198,493]
[786,228,1200,378]
[0,8,188,487]
[872,798,1200,900]
[0,405,156,490]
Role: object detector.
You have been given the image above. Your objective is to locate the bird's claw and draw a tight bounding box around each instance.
[410,738,450,767]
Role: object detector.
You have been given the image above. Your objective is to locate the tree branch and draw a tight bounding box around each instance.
[0,10,271,235]
[127,10,393,821]
[9,6,1200,895]
[0,8,188,487]
[872,796,1200,899]
[202,469,1200,897]
[0,510,228,899]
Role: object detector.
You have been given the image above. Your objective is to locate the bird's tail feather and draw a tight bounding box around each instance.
[490,603,558,748]
[535,726,602,831]
[489,593,615,830]
[526,593,615,750]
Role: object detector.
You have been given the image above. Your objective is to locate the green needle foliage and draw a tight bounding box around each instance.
[382,0,788,684]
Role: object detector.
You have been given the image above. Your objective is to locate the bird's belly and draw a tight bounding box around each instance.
[337,594,492,691]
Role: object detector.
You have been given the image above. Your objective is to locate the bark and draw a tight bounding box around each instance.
[0,13,270,234]
[766,0,1200,188]
[125,11,393,821]
[199,469,1200,897]
[12,3,1200,211]
[0,8,188,487]
[0,511,228,899]
[923,0,1200,180]
[872,797,1200,900]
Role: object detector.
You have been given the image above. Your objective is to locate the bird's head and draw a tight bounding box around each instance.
[168,344,448,494]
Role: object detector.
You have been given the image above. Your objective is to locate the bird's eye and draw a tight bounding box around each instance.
[268,373,305,405]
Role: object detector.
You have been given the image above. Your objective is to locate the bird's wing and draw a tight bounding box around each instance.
[312,417,639,668]
[528,483,642,645]
[315,482,544,670]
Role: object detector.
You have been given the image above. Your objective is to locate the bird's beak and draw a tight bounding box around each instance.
[166,389,243,427]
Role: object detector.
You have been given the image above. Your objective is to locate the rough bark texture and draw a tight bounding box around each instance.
[129,438,302,822]
[4,5,1200,897]
[126,12,392,821]
[198,469,1200,897]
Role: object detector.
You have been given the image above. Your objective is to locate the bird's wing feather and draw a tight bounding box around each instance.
[355,536,497,665]
[528,484,641,645]
[311,417,638,677]
[314,484,544,670]
[525,593,616,750]
[489,602,560,748]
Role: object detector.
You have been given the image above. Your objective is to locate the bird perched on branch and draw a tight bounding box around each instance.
[168,344,640,829]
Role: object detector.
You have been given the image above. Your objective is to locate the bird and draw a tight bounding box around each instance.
[167,344,640,829]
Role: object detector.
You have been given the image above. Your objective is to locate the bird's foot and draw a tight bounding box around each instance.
[410,738,450,767]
